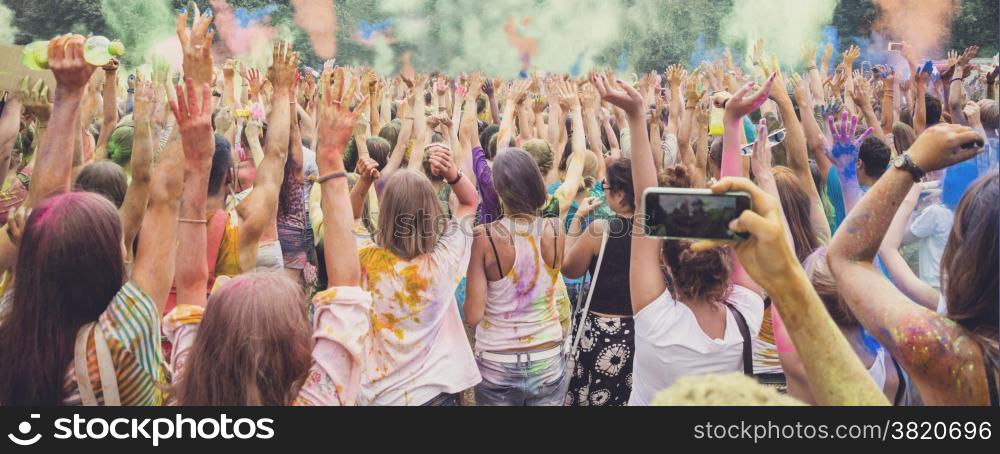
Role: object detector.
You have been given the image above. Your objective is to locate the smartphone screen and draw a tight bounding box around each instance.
[740,128,786,156]
[888,42,904,51]
[642,188,752,241]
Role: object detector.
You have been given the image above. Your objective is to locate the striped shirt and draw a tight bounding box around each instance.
[62,281,165,405]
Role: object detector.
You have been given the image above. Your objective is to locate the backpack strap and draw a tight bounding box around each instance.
[725,303,754,376]
[93,325,120,406]
[74,322,120,406]
[74,323,98,406]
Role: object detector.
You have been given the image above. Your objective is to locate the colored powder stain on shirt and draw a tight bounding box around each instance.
[511,238,541,307]
[397,264,430,313]
[372,310,406,341]
[359,246,400,291]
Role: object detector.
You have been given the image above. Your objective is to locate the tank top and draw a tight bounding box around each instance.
[586,216,633,316]
[867,347,887,390]
[476,218,564,353]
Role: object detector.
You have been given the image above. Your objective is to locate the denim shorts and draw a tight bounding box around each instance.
[474,352,565,406]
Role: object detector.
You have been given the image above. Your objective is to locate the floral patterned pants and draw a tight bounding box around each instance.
[566,311,635,406]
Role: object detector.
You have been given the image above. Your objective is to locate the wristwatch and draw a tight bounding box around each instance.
[891,153,925,182]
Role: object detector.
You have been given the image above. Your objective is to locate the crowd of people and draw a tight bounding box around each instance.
[0,7,996,406]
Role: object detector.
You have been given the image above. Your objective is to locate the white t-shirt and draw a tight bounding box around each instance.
[629,285,764,406]
[357,221,481,405]
[909,204,952,290]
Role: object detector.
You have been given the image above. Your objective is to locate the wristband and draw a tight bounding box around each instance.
[447,172,463,185]
[178,218,208,225]
[316,171,348,185]
[950,78,964,83]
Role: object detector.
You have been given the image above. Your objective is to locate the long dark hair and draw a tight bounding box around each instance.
[0,192,125,405]
[942,171,998,358]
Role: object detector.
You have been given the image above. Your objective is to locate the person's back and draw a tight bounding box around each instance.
[477,217,563,353]
[358,170,479,406]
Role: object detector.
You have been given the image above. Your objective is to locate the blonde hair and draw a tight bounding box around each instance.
[651,373,806,406]
[376,169,445,260]
[522,139,553,175]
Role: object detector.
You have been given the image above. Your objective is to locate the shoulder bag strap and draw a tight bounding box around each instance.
[92,324,120,406]
[564,224,610,358]
[74,323,98,406]
[725,303,754,376]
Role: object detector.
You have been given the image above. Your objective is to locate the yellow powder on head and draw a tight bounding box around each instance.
[651,373,806,406]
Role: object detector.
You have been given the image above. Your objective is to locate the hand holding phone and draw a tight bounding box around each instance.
[642,187,752,241]
[687,177,802,289]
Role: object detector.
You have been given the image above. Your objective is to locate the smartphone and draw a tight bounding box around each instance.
[642,188,752,241]
[740,128,786,156]
[888,42,904,52]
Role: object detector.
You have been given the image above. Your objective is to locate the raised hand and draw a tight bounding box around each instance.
[481,78,495,97]
[801,43,818,67]
[16,77,52,124]
[132,78,155,122]
[47,35,97,93]
[750,118,773,176]
[593,73,644,118]
[907,123,984,173]
[554,80,580,110]
[826,111,871,179]
[690,177,797,286]
[790,73,811,106]
[841,45,861,69]
[176,4,214,87]
[665,64,686,91]
[267,41,300,93]
[957,45,980,68]
[356,156,381,183]
[170,78,215,170]
[963,101,982,127]
[576,196,602,218]
[427,148,458,182]
[317,67,368,169]
[723,73,776,121]
[821,43,834,69]
[509,79,532,105]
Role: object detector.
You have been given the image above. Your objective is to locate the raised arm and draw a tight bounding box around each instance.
[827,112,872,214]
[316,75,367,287]
[877,184,939,310]
[406,74,429,172]
[24,36,96,207]
[236,42,298,269]
[779,73,821,201]
[849,77,885,143]
[828,123,990,405]
[497,80,529,153]
[172,78,215,308]
[294,74,372,406]
[913,70,929,135]
[692,177,888,405]
[594,74,664,314]
[553,81,587,212]
[94,60,120,161]
[119,79,155,262]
